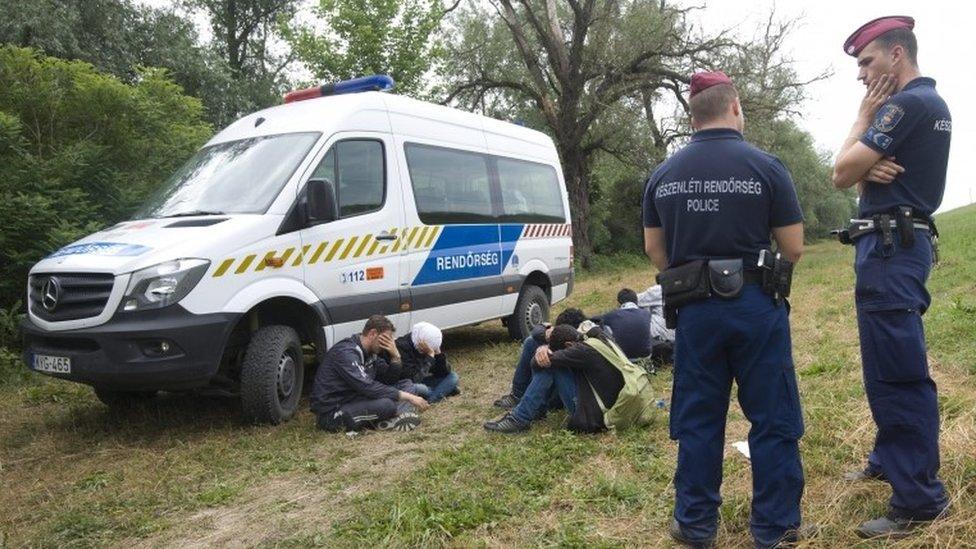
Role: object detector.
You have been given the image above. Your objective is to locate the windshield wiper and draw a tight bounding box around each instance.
[161,210,227,218]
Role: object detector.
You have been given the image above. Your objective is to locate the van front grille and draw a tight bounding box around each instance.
[29,273,115,322]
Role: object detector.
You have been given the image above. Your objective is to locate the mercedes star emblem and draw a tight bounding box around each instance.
[42,277,62,312]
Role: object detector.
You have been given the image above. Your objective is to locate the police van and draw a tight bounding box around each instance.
[21,75,574,424]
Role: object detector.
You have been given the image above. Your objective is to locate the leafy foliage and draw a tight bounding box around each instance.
[0,46,211,311]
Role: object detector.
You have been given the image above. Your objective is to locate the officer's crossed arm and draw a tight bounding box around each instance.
[833,74,897,189]
[643,227,668,272]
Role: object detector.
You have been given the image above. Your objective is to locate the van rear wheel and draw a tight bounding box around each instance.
[241,325,304,425]
[507,284,549,341]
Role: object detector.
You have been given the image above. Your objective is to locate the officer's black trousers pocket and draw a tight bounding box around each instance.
[857,307,929,383]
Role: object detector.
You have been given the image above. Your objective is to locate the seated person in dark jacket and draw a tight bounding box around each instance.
[376,322,460,403]
[491,308,587,410]
[594,288,653,360]
[485,324,624,434]
[310,315,430,433]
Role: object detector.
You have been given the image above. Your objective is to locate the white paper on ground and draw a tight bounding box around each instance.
[732,440,751,460]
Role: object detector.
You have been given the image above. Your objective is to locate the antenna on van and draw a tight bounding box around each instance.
[283,75,395,103]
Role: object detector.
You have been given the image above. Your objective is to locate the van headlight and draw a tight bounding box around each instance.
[120,259,210,312]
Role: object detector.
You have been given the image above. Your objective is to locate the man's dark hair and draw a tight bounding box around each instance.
[362,314,395,335]
[876,28,918,65]
[554,307,586,328]
[549,324,580,352]
[689,83,738,126]
[617,288,638,305]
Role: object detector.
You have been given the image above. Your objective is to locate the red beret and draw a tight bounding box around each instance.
[843,16,915,56]
[689,71,733,98]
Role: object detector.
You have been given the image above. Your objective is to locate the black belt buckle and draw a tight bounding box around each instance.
[874,214,894,248]
[895,206,915,248]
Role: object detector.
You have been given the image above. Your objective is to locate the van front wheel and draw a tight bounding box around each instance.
[507,285,549,341]
[241,325,304,425]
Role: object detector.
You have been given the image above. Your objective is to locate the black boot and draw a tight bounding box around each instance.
[669,519,715,548]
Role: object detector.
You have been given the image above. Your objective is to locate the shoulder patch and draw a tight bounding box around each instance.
[872,132,893,149]
[874,103,905,133]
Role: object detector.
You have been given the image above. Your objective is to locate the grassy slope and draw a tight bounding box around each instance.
[1,205,975,548]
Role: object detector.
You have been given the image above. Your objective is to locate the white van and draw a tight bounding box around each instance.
[21,76,574,424]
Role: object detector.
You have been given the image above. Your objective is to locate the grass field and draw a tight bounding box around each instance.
[2,205,975,548]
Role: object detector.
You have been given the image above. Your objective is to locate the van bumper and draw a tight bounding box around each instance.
[21,306,240,391]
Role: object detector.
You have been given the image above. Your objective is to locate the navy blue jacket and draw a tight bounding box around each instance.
[375,335,452,384]
[309,335,399,415]
[597,306,652,359]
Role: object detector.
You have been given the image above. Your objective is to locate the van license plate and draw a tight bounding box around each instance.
[33,354,71,374]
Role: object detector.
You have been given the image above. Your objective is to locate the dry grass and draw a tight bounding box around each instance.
[2,205,975,548]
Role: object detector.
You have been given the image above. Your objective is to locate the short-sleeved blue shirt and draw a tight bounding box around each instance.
[859,77,951,218]
[642,128,803,269]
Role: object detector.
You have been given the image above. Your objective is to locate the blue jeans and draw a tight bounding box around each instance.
[511,336,540,398]
[413,371,460,403]
[510,366,576,425]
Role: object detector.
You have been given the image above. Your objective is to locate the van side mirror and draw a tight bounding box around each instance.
[306,179,338,223]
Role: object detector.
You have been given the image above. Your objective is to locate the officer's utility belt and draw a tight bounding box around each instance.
[656,251,793,329]
[831,206,937,251]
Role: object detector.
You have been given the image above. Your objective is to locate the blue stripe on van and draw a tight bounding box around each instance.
[411,224,524,286]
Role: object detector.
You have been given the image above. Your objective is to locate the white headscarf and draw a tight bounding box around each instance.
[411,322,442,354]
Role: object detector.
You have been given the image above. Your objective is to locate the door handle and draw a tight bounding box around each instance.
[375,233,398,241]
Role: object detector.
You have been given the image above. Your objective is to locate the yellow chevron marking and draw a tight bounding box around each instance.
[213,258,234,277]
[254,251,277,271]
[424,225,441,248]
[379,227,398,254]
[277,247,295,266]
[308,241,327,264]
[367,236,381,256]
[414,227,430,249]
[235,254,256,274]
[339,236,359,260]
[391,227,406,253]
[325,239,344,262]
[292,244,310,267]
[403,227,419,248]
[354,234,373,258]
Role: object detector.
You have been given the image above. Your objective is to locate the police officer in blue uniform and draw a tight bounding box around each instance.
[832,16,951,539]
[643,71,806,548]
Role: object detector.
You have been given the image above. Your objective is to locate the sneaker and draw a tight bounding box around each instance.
[376,412,421,432]
[493,393,520,409]
[447,386,461,397]
[484,413,529,433]
[855,516,921,540]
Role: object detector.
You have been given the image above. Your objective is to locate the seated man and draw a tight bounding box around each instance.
[485,324,626,434]
[310,314,430,433]
[492,308,587,410]
[637,284,676,365]
[595,288,653,360]
[377,322,460,403]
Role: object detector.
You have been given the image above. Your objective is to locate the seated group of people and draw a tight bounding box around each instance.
[309,286,672,434]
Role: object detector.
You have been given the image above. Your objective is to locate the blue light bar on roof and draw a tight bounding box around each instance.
[283,75,395,103]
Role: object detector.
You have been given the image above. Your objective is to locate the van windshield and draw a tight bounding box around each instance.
[138,132,320,218]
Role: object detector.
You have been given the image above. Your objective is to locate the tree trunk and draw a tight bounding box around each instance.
[559,145,594,268]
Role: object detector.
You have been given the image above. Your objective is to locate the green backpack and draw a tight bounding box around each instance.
[583,336,657,431]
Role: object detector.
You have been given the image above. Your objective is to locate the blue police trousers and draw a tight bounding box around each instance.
[854,230,947,519]
[671,285,804,548]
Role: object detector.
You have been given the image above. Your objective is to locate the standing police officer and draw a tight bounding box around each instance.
[832,16,950,538]
[643,72,806,548]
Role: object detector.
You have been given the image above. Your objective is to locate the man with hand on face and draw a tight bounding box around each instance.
[832,16,951,539]
[310,314,430,433]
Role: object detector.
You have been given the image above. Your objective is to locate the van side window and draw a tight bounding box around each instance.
[309,139,385,218]
[405,144,493,224]
[496,158,565,223]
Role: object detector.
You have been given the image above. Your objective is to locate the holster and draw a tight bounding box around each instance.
[759,252,794,306]
[873,213,894,248]
[895,206,915,248]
